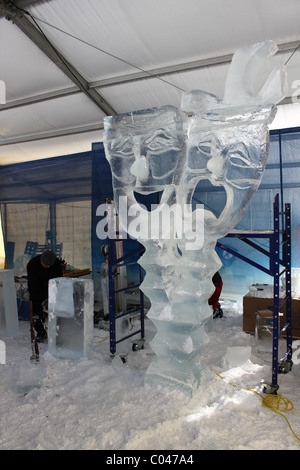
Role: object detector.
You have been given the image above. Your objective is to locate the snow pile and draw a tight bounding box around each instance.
[1,297,300,450]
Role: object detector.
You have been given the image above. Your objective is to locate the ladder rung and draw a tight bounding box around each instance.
[279,297,288,308]
[115,328,142,345]
[280,348,292,362]
[279,322,290,337]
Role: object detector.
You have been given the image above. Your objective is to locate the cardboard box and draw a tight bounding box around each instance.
[243,284,300,339]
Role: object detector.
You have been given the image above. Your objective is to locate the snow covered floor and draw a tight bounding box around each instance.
[1,297,300,451]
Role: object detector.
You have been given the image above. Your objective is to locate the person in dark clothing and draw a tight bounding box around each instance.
[27,250,62,341]
[208,271,223,318]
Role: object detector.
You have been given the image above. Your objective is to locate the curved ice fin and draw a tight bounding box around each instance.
[224,40,287,106]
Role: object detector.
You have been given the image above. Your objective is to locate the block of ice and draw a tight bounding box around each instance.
[15,362,45,395]
[0,339,5,364]
[48,277,94,360]
[103,41,287,395]
[0,269,19,337]
[225,346,252,368]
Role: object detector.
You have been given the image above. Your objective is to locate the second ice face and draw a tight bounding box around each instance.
[181,97,276,237]
[178,40,287,238]
[104,105,187,195]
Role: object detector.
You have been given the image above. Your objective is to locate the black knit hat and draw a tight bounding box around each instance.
[40,250,56,267]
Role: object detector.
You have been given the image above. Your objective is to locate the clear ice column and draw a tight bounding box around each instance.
[143,238,221,395]
[0,269,19,337]
[48,277,94,360]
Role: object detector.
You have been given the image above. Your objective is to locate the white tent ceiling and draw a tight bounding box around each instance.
[0,0,300,165]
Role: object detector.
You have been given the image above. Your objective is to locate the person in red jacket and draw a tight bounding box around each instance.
[208,271,223,318]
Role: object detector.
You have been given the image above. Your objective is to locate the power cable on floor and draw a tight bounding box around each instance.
[97,336,109,344]
[216,372,300,444]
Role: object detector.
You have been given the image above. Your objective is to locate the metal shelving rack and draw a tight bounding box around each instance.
[217,193,292,393]
[107,236,145,356]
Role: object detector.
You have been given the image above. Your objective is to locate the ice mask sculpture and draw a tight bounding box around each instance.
[104,41,287,395]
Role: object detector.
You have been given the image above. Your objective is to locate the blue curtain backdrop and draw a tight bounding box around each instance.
[0,127,299,300]
[201,128,300,296]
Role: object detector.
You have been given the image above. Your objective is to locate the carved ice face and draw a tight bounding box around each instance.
[178,39,287,239]
[182,95,276,236]
[104,106,186,196]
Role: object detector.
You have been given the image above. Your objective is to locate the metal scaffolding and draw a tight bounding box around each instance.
[107,236,145,356]
[217,193,292,393]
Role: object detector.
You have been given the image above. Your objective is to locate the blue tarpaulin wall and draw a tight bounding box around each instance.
[0,142,113,300]
[0,128,300,299]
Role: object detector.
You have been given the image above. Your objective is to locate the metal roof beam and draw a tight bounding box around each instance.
[1,39,298,112]
[0,0,48,18]
[4,4,117,116]
[0,86,79,110]
[0,89,295,114]
[0,95,296,146]
[90,40,300,88]
[92,55,233,89]
[0,123,104,146]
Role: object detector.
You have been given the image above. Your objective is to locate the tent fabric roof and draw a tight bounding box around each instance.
[0,0,300,165]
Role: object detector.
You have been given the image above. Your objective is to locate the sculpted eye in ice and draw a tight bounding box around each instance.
[103,41,287,395]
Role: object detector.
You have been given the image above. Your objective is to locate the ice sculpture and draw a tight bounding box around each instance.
[0,269,19,337]
[103,41,287,395]
[48,277,94,360]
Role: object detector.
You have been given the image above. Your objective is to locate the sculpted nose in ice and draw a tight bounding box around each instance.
[130,155,149,181]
